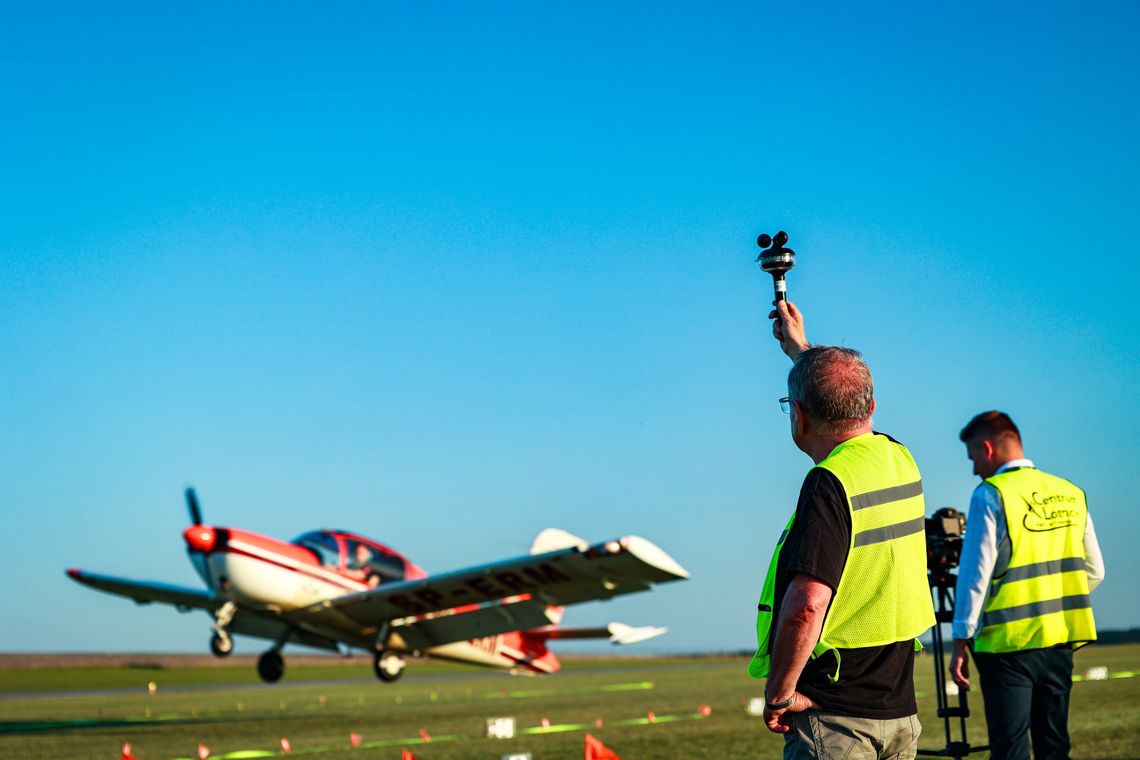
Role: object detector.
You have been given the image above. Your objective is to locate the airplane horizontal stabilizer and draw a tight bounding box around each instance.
[537,621,668,645]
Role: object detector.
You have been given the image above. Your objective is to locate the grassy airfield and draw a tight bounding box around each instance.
[2,646,1137,759]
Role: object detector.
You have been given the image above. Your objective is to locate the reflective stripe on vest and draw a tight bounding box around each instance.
[749,433,936,680]
[974,468,1097,653]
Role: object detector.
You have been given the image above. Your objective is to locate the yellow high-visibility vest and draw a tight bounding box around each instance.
[974,467,1096,653]
[749,433,935,680]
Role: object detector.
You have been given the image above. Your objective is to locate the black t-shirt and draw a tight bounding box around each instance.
[772,462,918,719]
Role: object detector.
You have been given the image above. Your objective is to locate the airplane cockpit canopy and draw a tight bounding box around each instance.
[293,531,340,568]
[291,530,409,584]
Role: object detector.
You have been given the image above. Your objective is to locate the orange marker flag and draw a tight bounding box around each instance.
[197,743,210,759]
[698,704,712,716]
[350,731,363,747]
[121,742,138,760]
[401,750,419,760]
[585,733,621,760]
[418,728,432,743]
[280,737,292,753]
[646,710,656,723]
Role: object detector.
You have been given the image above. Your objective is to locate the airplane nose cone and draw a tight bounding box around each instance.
[183,525,217,553]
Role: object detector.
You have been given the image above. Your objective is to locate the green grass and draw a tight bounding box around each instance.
[1,646,1137,759]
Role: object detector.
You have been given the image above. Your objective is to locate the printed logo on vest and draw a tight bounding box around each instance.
[1021,491,1079,532]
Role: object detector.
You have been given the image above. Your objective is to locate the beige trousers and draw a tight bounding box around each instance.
[782,711,921,760]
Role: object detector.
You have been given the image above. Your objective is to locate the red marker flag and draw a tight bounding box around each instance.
[418,728,432,743]
[121,743,138,760]
[350,731,363,747]
[698,704,712,716]
[585,733,621,760]
[197,743,210,759]
[646,711,656,723]
[280,737,292,753]
[401,750,419,760]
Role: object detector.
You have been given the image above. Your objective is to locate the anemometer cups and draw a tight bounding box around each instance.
[756,230,796,301]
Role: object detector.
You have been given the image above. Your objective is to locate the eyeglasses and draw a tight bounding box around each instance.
[779,396,791,414]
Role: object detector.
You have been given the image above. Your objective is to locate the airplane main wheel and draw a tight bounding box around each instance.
[210,632,233,658]
[373,651,405,683]
[257,649,285,683]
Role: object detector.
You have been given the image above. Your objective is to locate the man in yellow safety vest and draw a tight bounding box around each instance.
[751,300,935,759]
[950,411,1105,760]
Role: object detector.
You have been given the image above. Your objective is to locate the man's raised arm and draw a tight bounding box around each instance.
[768,300,810,361]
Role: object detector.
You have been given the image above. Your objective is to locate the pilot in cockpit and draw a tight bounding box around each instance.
[349,543,381,587]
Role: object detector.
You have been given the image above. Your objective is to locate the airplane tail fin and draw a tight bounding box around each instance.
[529,528,588,555]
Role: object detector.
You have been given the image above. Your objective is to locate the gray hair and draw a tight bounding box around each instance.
[787,346,874,435]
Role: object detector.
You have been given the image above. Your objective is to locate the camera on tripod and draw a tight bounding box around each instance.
[918,506,988,760]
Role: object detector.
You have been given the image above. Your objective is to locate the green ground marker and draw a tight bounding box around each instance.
[487,679,654,699]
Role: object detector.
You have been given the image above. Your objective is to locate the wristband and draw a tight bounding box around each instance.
[766,694,795,711]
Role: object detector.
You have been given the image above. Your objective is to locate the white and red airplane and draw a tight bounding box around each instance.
[67,489,689,684]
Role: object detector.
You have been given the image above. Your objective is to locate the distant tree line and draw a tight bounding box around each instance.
[1094,628,1140,645]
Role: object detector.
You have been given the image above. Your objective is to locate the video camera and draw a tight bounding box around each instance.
[926,506,966,586]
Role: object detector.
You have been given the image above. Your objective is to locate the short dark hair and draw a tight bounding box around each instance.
[959,410,1021,444]
[788,346,874,435]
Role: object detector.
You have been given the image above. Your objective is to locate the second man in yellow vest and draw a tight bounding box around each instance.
[950,411,1105,760]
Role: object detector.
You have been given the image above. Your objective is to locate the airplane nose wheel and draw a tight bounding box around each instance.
[373,650,405,683]
[257,649,285,683]
[209,632,234,658]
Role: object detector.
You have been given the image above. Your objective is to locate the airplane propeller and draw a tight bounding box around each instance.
[186,487,203,526]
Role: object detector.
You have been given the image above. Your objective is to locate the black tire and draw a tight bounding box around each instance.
[257,650,285,683]
[210,632,233,658]
[373,651,405,683]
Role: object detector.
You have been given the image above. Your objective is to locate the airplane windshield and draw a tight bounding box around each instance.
[292,531,341,568]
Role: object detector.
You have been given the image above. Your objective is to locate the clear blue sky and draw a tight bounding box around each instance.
[2,1,1137,655]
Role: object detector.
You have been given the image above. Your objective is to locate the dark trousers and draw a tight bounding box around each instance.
[972,647,1074,760]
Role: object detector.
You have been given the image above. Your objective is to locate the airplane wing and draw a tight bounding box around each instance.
[227,609,341,652]
[67,568,342,652]
[67,568,217,611]
[291,534,687,648]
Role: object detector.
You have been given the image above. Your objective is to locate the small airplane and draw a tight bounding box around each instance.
[67,489,689,684]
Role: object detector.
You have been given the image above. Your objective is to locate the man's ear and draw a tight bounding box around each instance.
[793,400,810,437]
[982,439,996,461]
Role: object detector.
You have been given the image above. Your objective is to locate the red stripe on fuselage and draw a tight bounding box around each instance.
[210,543,366,595]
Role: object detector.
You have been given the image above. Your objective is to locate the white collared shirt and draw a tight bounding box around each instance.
[951,459,1106,641]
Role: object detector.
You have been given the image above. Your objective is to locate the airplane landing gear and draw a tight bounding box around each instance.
[209,631,233,658]
[257,649,285,683]
[373,650,405,682]
[210,601,237,659]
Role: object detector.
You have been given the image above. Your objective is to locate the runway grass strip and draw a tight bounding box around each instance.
[0,680,659,734]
